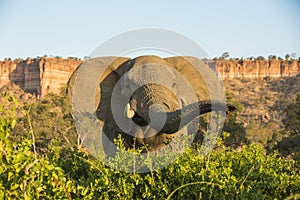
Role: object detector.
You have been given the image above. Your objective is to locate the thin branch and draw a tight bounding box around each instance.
[25,106,37,159]
[167,181,225,200]
[239,165,255,190]
[58,126,74,151]
[24,159,38,174]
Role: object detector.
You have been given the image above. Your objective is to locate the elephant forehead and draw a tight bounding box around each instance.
[134,84,179,105]
[126,63,176,86]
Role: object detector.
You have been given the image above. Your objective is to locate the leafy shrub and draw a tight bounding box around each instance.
[11,92,77,153]
[0,93,299,199]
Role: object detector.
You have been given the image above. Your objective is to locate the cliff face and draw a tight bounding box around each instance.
[0,58,299,97]
[213,59,300,79]
[0,58,82,96]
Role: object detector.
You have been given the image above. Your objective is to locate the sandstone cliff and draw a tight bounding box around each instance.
[212,59,300,79]
[0,58,82,96]
[0,58,299,97]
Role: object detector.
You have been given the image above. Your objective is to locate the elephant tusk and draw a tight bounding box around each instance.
[180,96,187,107]
[124,103,135,119]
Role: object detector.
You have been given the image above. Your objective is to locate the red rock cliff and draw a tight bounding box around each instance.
[213,59,300,79]
[0,58,82,96]
[0,58,299,97]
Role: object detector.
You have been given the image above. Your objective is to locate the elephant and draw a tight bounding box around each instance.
[67,55,235,158]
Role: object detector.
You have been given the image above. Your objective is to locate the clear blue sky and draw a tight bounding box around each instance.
[0,0,299,60]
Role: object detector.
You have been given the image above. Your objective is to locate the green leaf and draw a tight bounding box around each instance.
[8,171,14,181]
[11,119,16,129]
[10,183,19,190]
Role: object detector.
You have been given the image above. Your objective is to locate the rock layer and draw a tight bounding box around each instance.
[0,58,82,96]
[0,58,299,97]
[212,59,300,79]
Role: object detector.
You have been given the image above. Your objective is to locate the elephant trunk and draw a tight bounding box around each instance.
[157,100,235,134]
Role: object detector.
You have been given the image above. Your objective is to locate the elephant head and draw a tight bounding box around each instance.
[67,55,234,157]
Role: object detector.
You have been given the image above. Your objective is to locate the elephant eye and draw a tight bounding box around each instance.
[163,102,170,109]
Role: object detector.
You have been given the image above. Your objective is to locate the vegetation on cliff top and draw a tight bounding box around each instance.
[1,52,299,62]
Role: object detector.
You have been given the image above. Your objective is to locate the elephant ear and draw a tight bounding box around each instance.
[163,56,225,102]
[67,56,131,122]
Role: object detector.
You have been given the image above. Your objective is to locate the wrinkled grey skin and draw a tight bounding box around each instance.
[67,55,234,157]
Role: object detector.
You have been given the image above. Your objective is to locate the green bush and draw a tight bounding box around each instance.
[0,93,300,199]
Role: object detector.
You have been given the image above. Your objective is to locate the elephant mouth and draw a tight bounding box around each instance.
[131,103,170,128]
[125,99,171,132]
[123,96,151,127]
[132,112,149,127]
